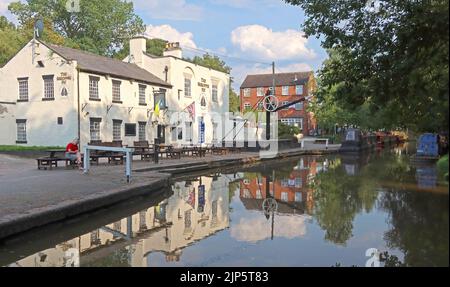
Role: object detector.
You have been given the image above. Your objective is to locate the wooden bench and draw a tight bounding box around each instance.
[88,141,124,165]
[133,141,155,161]
[37,157,81,170]
[159,146,181,159]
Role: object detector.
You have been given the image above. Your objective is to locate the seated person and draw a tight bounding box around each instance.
[66,138,82,169]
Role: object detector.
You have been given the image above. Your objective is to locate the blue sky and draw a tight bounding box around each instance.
[0,0,328,89]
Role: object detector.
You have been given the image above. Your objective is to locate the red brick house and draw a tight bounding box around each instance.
[240,72,317,136]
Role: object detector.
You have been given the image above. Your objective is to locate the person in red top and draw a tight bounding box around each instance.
[65,138,82,169]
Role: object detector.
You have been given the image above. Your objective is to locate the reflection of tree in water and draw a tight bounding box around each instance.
[380,190,449,267]
[84,246,135,267]
[312,163,379,246]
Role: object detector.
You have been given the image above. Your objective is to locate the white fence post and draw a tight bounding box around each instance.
[83,145,134,182]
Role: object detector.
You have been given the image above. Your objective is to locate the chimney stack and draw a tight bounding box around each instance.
[129,36,146,67]
[163,42,182,59]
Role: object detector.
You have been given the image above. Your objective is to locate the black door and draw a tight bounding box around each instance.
[157,125,166,144]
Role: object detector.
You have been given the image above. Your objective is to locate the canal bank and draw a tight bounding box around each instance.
[0,145,340,241]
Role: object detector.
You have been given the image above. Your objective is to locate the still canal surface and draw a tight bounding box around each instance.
[1,144,448,267]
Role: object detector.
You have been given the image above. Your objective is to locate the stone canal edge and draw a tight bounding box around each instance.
[0,148,338,241]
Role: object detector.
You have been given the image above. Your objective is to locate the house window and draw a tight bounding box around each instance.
[184,78,192,97]
[282,86,289,96]
[244,102,251,111]
[57,117,63,125]
[18,78,28,101]
[113,120,122,141]
[281,192,289,202]
[212,84,218,102]
[138,122,147,141]
[139,84,146,106]
[212,122,219,142]
[112,80,121,103]
[257,87,265,97]
[89,76,100,100]
[43,75,54,100]
[256,190,263,199]
[295,192,303,202]
[296,85,304,95]
[295,177,303,188]
[257,102,264,111]
[89,118,101,141]
[125,123,136,136]
[185,122,193,142]
[295,102,304,111]
[16,119,27,143]
[281,118,303,129]
[243,88,251,97]
[171,127,177,141]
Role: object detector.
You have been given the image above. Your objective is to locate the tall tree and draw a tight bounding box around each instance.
[8,0,145,56]
[285,0,449,133]
[0,18,64,67]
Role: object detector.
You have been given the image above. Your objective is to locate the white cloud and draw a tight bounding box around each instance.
[230,214,307,243]
[144,24,197,48]
[231,25,316,61]
[131,0,203,21]
[232,62,313,91]
[0,0,13,15]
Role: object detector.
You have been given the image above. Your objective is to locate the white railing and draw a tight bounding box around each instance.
[83,145,135,183]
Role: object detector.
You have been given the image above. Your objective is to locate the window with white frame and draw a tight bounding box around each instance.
[112,120,122,141]
[257,101,264,111]
[295,192,303,202]
[212,122,219,142]
[281,192,289,202]
[280,118,303,129]
[90,118,101,141]
[257,87,265,97]
[282,86,289,96]
[212,84,218,102]
[89,76,99,100]
[295,177,303,188]
[139,84,146,105]
[18,78,28,101]
[243,88,251,97]
[296,85,304,95]
[16,120,27,143]
[244,102,251,111]
[184,77,192,97]
[185,122,193,142]
[43,75,54,99]
[138,122,147,141]
[112,80,121,103]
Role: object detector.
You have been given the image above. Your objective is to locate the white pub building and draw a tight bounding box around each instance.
[0,37,230,148]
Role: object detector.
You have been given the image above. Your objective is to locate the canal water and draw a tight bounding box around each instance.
[1,144,448,267]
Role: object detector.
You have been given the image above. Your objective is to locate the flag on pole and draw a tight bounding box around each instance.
[186,102,195,119]
[154,100,161,117]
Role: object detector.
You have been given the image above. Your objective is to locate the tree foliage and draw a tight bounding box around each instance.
[286,0,449,133]
[8,0,145,56]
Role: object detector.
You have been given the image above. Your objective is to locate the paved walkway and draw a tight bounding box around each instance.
[0,143,340,239]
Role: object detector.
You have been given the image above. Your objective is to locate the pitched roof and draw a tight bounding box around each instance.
[41,41,171,88]
[240,72,313,89]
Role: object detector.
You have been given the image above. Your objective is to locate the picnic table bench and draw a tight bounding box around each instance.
[36,149,80,170]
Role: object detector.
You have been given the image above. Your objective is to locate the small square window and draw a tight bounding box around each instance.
[125,123,137,136]
[57,117,63,125]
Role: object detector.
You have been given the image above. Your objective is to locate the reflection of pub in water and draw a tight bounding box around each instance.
[8,175,233,267]
[239,157,324,215]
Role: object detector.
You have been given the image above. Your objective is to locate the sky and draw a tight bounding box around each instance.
[0,0,328,90]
